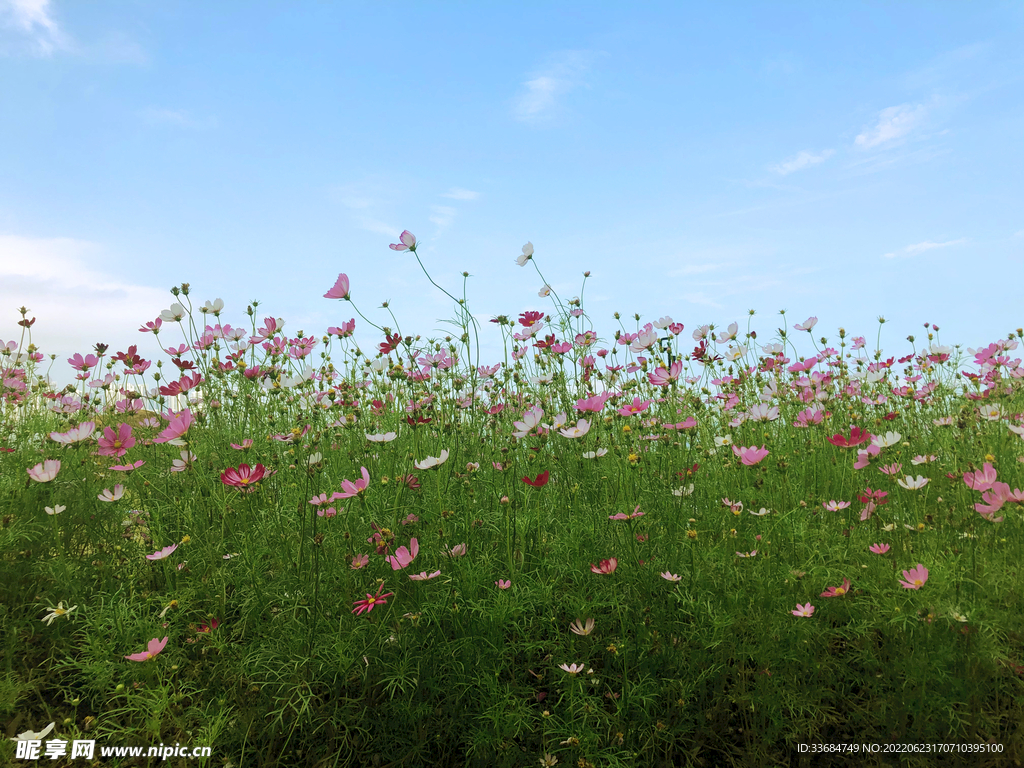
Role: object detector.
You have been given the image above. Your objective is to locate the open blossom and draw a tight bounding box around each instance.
[590,558,618,575]
[820,578,851,598]
[41,602,77,626]
[146,544,179,561]
[366,431,397,443]
[409,570,441,581]
[414,450,449,470]
[335,466,371,497]
[559,418,591,439]
[732,444,769,466]
[50,421,96,445]
[495,579,511,589]
[559,662,585,675]
[869,543,891,554]
[660,572,682,582]
[97,485,125,502]
[125,636,168,662]
[352,583,394,616]
[896,475,930,490]
[899,564,929,590]
[27,459,61,483]
[385,538,419,571]
[569,618,595,636]
[792,603,815,617]
[220,463,271,492]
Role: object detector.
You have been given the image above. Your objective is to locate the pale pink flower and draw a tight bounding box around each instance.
[899,564,929,590]
[45,504,66,515]
[389,230,417,252]
[822,500,851,511]
[869,543,891,555]
[230,439,254,450]
[409,570,441,581]
[495,579,511,589]
[125,636,168,662]
[350,554,369,569]
[98,485,125,502]
[448,543,467,557]
[569,618,595,636]
[559,662,585,675]
[660,572,682,582]
[559,418,591,439]
[27,459,61,483]
[49,421,96,445]
[793,316,818,332]
[147,544,178,561]
[792,603,815,617]
[963,462,998,492]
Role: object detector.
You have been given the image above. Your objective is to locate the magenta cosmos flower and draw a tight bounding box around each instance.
[96,423,137,458]
[323,272,351,300]
[899,564,929,590]
[352,583,394,616]
[125,636,168,662]
[220,463,270,492]
[731,444,770,466]
[590,558,618,575]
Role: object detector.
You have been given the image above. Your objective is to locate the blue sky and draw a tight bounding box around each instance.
[1,1,1022,392]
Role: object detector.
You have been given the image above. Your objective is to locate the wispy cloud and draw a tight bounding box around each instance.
[882,238,967,259]
[0,234,171,385]
[140,108,217,129]
[770,149,835,175]
[855,103,927,149]
[429,205,457,229]
[512,50,596,125]
[668,262,726,278]
[0,0,69,56]
[440,188,479,201]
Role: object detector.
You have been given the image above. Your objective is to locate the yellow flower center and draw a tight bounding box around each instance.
[835,587,846,596]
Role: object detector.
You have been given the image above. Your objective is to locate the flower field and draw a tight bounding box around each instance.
[3,232,1023,767]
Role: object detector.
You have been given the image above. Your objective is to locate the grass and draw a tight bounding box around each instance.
[2,242,1024,767]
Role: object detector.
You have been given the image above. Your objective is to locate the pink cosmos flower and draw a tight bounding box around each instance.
[230,439,253,450]
[569,618,595,636]
[899,564,929,590]
[792,603,815,617]
[335,466,371,498]
[559,662,585,675]
[609,505,644,521]
[732,444,769,466]
[448,543,467,557]
[153,409,194,445]
[350,554,369,569]
[49,422,96,445]
[495,579,511,589]
[147,544,178,561]
[27,459,61,483]
[590,558,618,575]
[409,570,441,581]
[820,578,851,598]
[125,636,168,662]
[963,462,998,492]
[869,543,891,555]
[389,230,417,252]
[323,273,351,300]
[96,423,136,458]
[352,583,394,616]
[111,460,146,471]
[660,572,682,582]
[385,538,419,570]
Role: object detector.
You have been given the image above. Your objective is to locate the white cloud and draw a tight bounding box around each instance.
[0,0,69,56]
[882,238,967,259]
[770,149,834,175]
[429,205,457,229]
[440,188,479,201]
[0,235,172,386]
[512,50,595,124]
[855,103,927,149]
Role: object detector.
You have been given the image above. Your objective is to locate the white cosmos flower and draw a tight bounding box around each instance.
[516,241,534,266]
[872,431,902,448]
[414,449,449,470]
[897,475,930,490]
[366,432,397,443]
